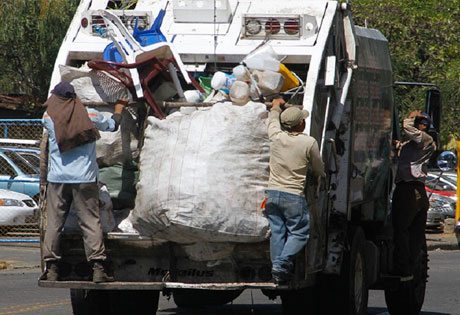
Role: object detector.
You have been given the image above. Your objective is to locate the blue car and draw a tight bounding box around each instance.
[0,147,40,202]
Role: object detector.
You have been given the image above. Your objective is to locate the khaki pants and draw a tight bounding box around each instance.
[43,182,106,262]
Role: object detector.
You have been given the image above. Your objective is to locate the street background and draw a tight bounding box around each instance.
[0,229,458,315]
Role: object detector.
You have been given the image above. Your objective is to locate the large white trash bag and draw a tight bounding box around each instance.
[131,102,271,243]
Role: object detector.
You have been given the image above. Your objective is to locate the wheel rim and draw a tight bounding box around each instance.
[354,252,364,312]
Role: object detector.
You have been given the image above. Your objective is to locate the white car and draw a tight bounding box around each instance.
[0,189,38,226]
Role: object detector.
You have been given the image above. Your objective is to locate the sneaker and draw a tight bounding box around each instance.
[272,269,293,285]
[92,260,115,283]
[44,260,59,281]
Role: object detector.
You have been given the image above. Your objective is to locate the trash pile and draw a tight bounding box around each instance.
[183,44,302,106]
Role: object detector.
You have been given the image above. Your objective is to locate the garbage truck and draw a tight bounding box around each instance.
[38,0,443,314]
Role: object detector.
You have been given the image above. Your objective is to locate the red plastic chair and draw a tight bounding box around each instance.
[89,53,203,119]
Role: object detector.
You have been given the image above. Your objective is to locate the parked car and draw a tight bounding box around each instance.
[0,189,38,229]
[425,171,457,233]
[426,207,444,232]
[9,147,40,172]
[428,193,456,220]
[425,171,457,201]
[0,147,40,202]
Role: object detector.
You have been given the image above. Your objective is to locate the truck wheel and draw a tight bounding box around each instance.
[384,244,428,315]
[280,287,318,315]
[106,290,159,314]
[318,228,368,315]
[172,289,242,308]
[70,289,109,315]
[70,289,159,315]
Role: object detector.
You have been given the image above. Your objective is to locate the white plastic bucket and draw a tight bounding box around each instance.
[229,81,250,105]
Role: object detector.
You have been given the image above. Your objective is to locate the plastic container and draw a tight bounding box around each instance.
[249,83,260,100]
[279,63,300,91]
[232,65,250,81]
[242,44,280,72]
[229,81,250,105]
[253,70,285,95]
[211,71,237,93]
[184,90,203,103]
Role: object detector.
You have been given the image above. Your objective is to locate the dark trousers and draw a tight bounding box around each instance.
[391,181,429,276]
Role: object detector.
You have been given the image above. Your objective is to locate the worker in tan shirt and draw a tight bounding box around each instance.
[266,98,325,284]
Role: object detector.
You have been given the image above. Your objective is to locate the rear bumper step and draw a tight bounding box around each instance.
[38,279,284,290]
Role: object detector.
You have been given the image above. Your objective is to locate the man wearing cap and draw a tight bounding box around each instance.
[266,98,325,284]
[392,110,435,284]
[41,82,128,283]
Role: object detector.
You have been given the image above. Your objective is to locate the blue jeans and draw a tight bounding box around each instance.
[266,190,310,273]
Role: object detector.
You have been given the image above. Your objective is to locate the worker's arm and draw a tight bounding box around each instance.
[267,98,285,139]
[111,98,128,131]
[309,140,326,178]
[403,110,434,148]
[90,99,127,132]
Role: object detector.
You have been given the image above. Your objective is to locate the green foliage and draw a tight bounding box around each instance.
[0,0,78,105]
[352,0,460,148]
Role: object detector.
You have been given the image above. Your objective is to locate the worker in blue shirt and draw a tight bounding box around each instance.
[42,82,127,283]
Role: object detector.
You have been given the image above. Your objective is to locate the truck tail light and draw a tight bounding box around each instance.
[284,19,300,35]
[81,17,88,28]
[245,19,262,35]
[265,19,280,34]
[241,14,311,39]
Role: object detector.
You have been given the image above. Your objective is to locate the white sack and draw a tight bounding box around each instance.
[131,102,270,243]
[94,107,139,166]
[59,63,130,104]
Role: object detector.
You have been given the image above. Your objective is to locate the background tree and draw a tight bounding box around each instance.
[0,0,78,107]
[352,0,460,148]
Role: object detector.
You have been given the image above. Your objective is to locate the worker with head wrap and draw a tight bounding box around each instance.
[41,82,127,283]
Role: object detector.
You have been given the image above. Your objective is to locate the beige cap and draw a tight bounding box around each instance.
[280,107,309,128]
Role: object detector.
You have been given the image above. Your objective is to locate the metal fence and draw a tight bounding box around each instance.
[0,119,42,240]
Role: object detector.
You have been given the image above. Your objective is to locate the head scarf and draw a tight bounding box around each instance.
[45,82,100,153]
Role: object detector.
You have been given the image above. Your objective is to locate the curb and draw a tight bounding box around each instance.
[427,241,458,251]
[426,232,458,251]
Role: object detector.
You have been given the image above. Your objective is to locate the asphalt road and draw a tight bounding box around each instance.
[0,247,459,315]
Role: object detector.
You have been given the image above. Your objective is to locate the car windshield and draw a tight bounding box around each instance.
[4,151,38,175]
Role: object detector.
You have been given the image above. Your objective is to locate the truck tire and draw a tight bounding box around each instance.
[384,244,427,315]
[70,289,109,315]
[70,289,159,315]
[280,286,318,315]
[172,289,242,308]
[318,227,368,315]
